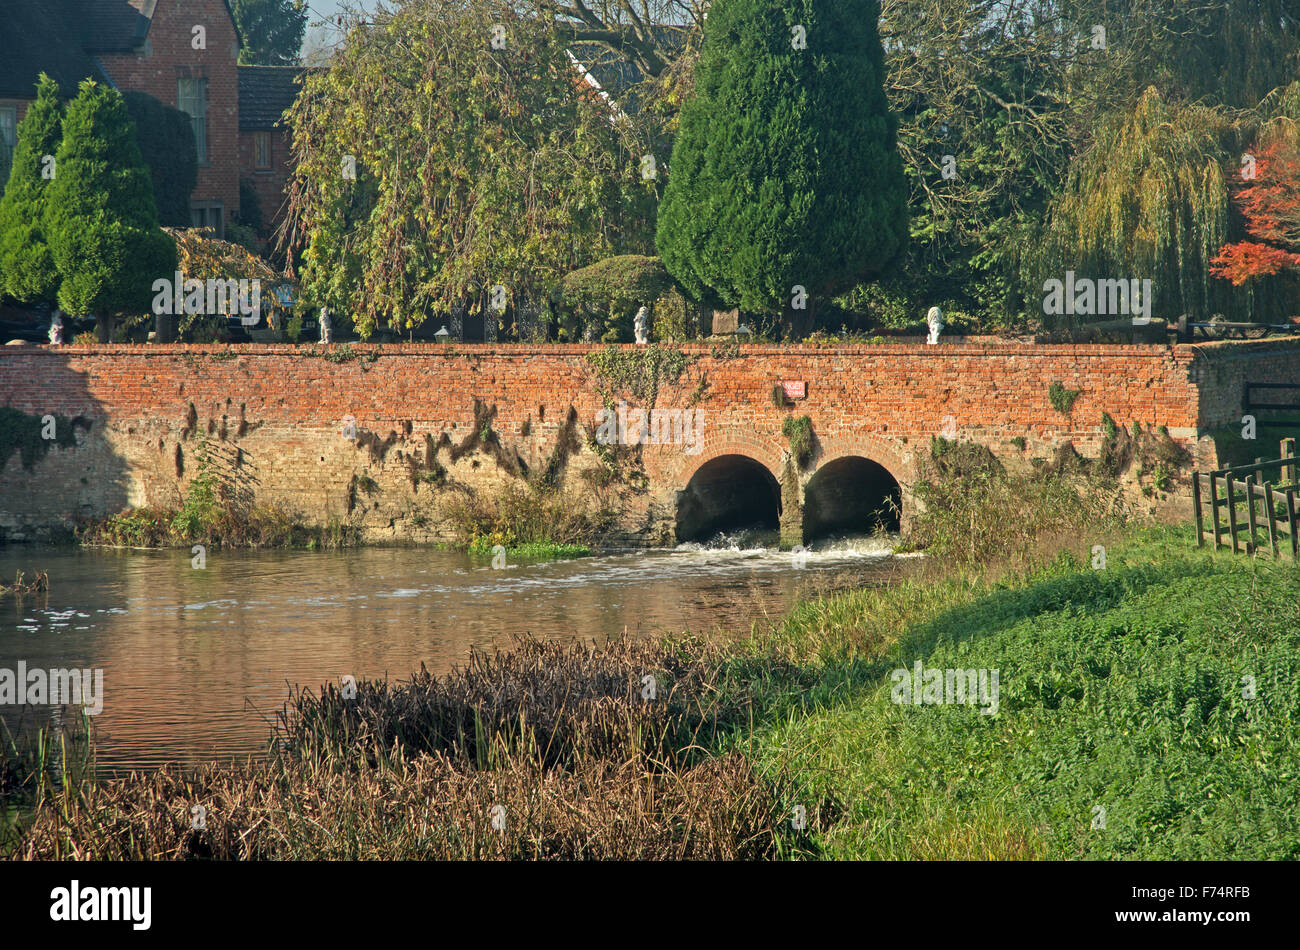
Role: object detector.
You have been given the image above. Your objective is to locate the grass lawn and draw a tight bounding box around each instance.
[735,525,1300,859]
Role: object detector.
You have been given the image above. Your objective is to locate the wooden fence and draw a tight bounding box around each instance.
[1194,439,1299,558]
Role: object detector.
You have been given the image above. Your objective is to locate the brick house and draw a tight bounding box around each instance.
[0,0,304,241]
[237,65,312,241]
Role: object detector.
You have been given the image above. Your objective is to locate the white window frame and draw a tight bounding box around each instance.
[177,78,208,164]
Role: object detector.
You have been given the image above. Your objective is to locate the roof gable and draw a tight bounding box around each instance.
[65,0,153,53]
[0,0,244,100]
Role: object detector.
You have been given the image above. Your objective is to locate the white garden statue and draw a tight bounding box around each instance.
[926,305,944,345]
[48,311,64,345]
[319,307,332,344]
[634,305,650,345]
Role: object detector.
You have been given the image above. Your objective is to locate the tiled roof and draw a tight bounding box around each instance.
[238,66,315,129]
[66,0,152,53]
[0,0,106,98]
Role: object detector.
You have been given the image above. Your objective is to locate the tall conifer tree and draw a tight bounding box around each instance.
[44,80,176,341]
[656,0,908,325]
[0,74,64,305]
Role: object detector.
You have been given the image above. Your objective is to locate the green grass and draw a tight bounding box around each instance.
[734,525,1300,859]
[467,538,594,561]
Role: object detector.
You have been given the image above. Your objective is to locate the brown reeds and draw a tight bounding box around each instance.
[0,570,49,595]
[5,637,792,860]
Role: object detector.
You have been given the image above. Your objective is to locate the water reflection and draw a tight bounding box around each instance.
[0,535,897,772]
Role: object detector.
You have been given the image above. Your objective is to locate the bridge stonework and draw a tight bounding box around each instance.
[2,340,1299,544]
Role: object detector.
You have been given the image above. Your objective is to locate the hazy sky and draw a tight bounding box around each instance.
[298,0,387,59]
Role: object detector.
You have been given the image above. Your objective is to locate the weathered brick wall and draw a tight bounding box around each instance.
[1186,338,1300,431]
[0,99,31,123]
[3,340,1299,543]
[97,0,241,222]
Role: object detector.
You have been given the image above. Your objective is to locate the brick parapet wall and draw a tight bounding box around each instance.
[3,340,1299,542]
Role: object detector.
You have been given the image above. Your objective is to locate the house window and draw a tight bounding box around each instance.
[253,131,271,169]
[177,78,208,164]
[0,107,17,194]
[191,201,224,239]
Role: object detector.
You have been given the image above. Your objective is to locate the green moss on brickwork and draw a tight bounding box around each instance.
[0,407,91,470]
[586,344,693,410]
[782,415,814,469]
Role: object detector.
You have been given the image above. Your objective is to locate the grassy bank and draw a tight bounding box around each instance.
[740,525,1300,859]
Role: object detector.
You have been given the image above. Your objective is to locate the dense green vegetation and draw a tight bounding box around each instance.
[44,80,176,342]
[657,0,908,327]
[122,91,199,228]
[283,0,655,339]
[230,0,307,67]
[741,527,1299,858]
[0,74,63,306]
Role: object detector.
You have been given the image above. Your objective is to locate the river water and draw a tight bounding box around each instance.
[0,534,898,773]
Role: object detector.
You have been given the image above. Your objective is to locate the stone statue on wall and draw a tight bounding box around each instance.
[48,311,64,345]
[319,307,332,344]
[926,306,944,345]
[634,305,650,344]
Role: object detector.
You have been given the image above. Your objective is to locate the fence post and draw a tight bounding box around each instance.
[1284,491,1294,556]
[1265,482,1280,558]
[1210,473,1223,551]
[1227,477,1240,554]
[1246,473,1260,555]
[1193,472,1205,547]
[1283,437,1297,486]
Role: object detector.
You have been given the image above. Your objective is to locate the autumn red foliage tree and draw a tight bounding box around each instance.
[1211,138,1300,285]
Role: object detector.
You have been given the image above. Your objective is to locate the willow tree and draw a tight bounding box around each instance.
[1033,86,1265,325]
[1054,0,1300,111]
[842,1,1300,330]
[281,0,656,337]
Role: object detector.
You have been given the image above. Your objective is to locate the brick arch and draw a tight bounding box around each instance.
[810,433,913,486]
[664,432,786,488]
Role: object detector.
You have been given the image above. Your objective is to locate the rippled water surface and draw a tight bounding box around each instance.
[0,535,898,771]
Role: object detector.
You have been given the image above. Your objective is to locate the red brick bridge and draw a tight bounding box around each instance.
[1,340,1297,545]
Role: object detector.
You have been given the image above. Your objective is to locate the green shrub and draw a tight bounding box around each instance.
[0,74,63,305]
[782,415,814,469]
[122,91,198,227]
[1048,380,1082,416]
[45,80,177,342]
[656,0,908,315]
[560,255,676,342]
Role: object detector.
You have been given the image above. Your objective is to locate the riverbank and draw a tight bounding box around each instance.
[741,523,1300,858]
[4,519,1296,859]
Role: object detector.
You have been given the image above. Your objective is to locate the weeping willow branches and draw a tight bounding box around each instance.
[279,0,656,337]
[1035,87,1257,323]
